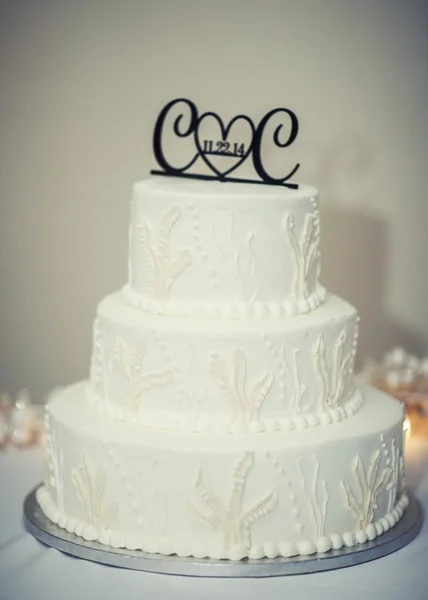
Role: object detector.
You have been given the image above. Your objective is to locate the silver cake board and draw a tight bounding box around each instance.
[24,485,423,578]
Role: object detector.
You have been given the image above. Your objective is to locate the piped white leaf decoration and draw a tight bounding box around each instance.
[210,349,273,423]
[298,456,328,538]
[114,336,173,418]
[283,211,319,301]
[71,450,118,530]
[188,452,278,550]
[313,328,353,410]
[137,206,192,301]
[383,436,403,512]
[341,449,392,529]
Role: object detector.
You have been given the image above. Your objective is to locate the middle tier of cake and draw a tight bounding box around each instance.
[89,292,362,433]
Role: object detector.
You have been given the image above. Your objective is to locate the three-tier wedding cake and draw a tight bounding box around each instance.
[37,177,407,560]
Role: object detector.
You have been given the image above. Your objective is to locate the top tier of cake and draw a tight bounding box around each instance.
[124,178,325,318]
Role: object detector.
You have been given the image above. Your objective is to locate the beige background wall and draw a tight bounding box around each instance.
[1,0,427,399]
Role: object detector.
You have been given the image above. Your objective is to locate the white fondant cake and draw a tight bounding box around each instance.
[39,178,407,560]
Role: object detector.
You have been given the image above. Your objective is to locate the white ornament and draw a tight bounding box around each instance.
[384,347,407,369]
[8,389,36,447]
[385,371,401,389]
[419,358,428,376]
[401,369,415,385]
[407,355,420,374]
[0,392,12,412]
[0,413,8,446]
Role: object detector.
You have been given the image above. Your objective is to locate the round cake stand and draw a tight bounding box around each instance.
[24,485,423,578]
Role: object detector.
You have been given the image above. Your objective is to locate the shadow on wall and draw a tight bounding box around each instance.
[321,203,425,365]
[309,136,426,365]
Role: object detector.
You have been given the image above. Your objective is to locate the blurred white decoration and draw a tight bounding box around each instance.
[0,389,45,450]
[359,347,428,439]
[383,347,407,369]
[0,392,12,412]
[420,358,428,376]
[359,346,428,391]
[403,417,411,444]
[0,413,7,447]
[9,389,36,446]
[0,392,12,448]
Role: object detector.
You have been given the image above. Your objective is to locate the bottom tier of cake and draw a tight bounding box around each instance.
[38,382,408,560]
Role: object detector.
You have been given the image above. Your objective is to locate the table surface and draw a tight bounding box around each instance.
[1,440,428,600]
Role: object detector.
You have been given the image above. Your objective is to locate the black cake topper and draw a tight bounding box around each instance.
[150,98,300,188]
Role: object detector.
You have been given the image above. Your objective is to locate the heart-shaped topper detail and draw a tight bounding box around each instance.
[195,112,255,179]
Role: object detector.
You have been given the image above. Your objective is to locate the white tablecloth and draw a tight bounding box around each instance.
[1,442,428,600]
